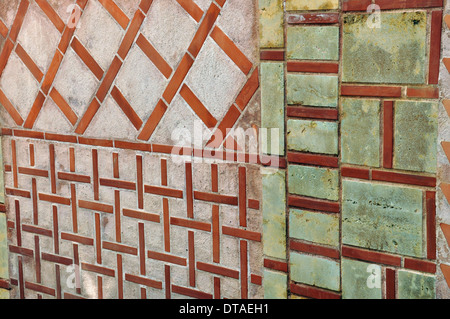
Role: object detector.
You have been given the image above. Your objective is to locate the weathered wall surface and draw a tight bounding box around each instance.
[260,0,444,299]
[0,0,262,299]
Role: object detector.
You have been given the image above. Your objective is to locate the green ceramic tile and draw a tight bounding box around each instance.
[261,62,285,156]
[342,258,382,299]
[393,100,438,174]
[342,180,424,258]
[287,74,338,107]
[290,252,340,291]
[289,209,339,247]
[263,269,287,299]
[340,98,380,167]
[259,0,284,48]
[342,12,427,84]
[262,168,286,259]
[0,214,7,280]
[288,165,339,201]
[287,26,339,60]
[398,270,436,299]
[287,119,338,155]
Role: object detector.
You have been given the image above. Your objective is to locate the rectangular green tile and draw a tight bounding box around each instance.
[342,180,424,258]
[259,0,284,48]
[0,288,8,299]
[263,269,287,299]
[261,62,285,156]
[288,165,339,201]
[289,209,339,247]
[393,100,438,174]
[262,168,286,259]
[340,98,380,167]
[0,214,7,280]
[287,119,338,155]
[290,252,340,291]
[342,258,382,299]
[398,270,435,299]
[342,12,427,84]
[287,26,339,61]
[287,74,338,108]
[286,0,339,11]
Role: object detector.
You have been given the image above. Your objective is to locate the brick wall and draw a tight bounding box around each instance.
[0,0,262,299]
[260,0,445,299]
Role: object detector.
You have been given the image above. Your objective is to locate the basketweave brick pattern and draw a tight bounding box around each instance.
[1,135,262,299]
[260,0,443,299]
[0,0,262,299]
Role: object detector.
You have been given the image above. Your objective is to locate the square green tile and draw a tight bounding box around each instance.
[342,180,424,258]
[342,12,427,84]
[289,209,339,247]
[393,100,438,174]
[287,26,339,61]
[398,270,435,299]
[342,258,382,299]
[288,165,339,201]
[290,252,340,291]
[341,98,380,167]
[287,74,338,107]
[287,119,338,155]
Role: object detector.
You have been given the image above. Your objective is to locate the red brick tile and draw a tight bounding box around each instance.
[290,240,340,259]
[235,68,259,111]
[211,26,252,75]
[110,86,143,130]
[136,33,172,79]
[78,200,113,214]
[96,57,122,102]
[404,258,436,274]
[45,132,78,143]
[98,0,129,29]
[71,37,104,80]
[122,208,160,223]
[343,0,371,11]
[196,261,240,279]
[35,0,65,33]
[426,191,436,260]
[375,0,443,10]
[42,50,63,94]
[0,39,14,77]
[194,191,238,206]
[75,98,101,134]
[139,0,154,13]
[341,166,370,180]
[78,137,114,147]
[288,152,338,168]
[385,268,396,299]
[287,106,338,120]
[148,250,187,266]
[125,273,162,289]
[176,0,203,22]
[0,20,8,38]
[170,217,211,232]
[9,0,29,42]
[222,226,261,242]
[429,10,443,84]
[15,44,43,82]
[180,84,217,128]
[288,195,340,213]
[290,283,341,299]
[0,89,24,125]
[264,258,288,273]
[372,170,436,187]
[407,87,439,99]
[188,3,220,57]
[49,88,78,126]
[145,185,183,199]
[23,92,46,129]
[162,54,194,103]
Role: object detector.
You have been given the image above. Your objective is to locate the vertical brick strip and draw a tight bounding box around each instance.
[163,198,170,252]
[240,240,248,299]
[239,167,247,227]
[429,10,443,84]
[92,149,99,201]
[427,191,437,260]
[186,162,193,218]
[386,268,396,299]
[137,156,144,210]
[212,205,220,263]
[188,231,195,287]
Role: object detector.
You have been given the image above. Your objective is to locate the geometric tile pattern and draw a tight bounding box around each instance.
[1,135,262,299]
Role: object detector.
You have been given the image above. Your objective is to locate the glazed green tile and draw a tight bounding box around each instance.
[259,0,284,48]
[287,26,339,61]
[287,119,338,155]
[288,165,339,201]
[286,0,339,11]
[287,74,338,108]
[342,12,427,84]
[0,288,8,299]
[0,214,7,280]
[342,258,382,299]
[398,270,435,299]
[263,269,287,299]
[290,252,340,291]
[261,62,284,156]
[262,168,286,259]
[0,138,4,204]
[289,209,339,247]
[342,180,424,258]
[341,98,380,167]
[393,101,438,174]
